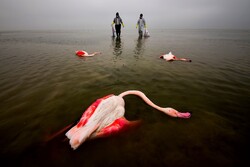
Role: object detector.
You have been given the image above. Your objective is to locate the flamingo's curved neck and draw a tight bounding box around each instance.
[88,52,101,57]
[118,90,165,112]
[177,58,187,61]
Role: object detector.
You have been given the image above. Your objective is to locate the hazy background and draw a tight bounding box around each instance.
[0,0,250,31]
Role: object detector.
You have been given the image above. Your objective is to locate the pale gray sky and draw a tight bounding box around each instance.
[0,0,250,30]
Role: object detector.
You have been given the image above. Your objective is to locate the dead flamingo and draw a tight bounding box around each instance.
[160,52,192,62]
[65,90,191,150]
[75,50,101,57]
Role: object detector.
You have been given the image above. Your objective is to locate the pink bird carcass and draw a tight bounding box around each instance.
[160,52,192,62]
[75,50,101,57]
[65,90,191,150]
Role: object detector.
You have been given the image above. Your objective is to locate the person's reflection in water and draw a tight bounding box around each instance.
[134,36,147,59]
[112,36,123,57]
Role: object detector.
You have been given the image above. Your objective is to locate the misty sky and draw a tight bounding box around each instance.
[0,0,250,31]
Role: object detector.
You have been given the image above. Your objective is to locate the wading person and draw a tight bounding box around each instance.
[136,13,146,37]
[112,12,124,38]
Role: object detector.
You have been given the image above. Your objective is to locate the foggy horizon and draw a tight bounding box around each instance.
[1,0,250,31]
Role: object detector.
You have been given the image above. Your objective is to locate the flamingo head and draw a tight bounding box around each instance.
[164,108,191,118]
[159,55,164,59]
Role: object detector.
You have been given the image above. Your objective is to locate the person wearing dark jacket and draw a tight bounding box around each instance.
[112,12,124,38]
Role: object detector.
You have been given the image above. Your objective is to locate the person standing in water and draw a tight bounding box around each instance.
[112,12,124,38]
[136,13,146,37]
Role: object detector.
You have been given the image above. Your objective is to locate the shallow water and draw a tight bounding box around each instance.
[0,29,250,167]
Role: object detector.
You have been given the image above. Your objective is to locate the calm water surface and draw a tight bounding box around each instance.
[0,29,249,167]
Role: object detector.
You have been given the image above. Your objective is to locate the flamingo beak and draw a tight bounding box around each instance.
[177,112,191,118]
[159,55,163,59]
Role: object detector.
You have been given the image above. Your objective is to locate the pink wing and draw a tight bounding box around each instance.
[94,117,141,138]
[76,94,114,128]
[75,50,87,57]
[65,94,113,141]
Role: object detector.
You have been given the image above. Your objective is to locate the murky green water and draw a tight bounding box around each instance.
[0,29,249,167]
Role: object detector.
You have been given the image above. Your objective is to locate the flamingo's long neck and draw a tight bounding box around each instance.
[177,58,187,61]
[118,90,165,112]
[85,53,94,57]
[88,52,101,57]
[175,57,191,62]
